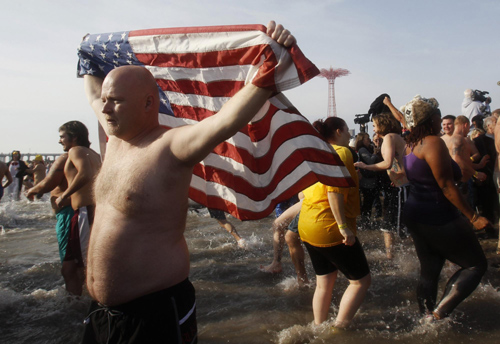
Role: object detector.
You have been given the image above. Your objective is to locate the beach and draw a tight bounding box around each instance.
[1,198,500,344]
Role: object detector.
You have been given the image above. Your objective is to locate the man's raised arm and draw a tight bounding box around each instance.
[84,75,108,136]
[169,21,296,166]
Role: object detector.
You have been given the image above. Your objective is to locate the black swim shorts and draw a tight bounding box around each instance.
[82,278,198,344]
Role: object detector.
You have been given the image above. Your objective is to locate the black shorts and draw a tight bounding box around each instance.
[304,239,370,280]
[82,278,197,344]
[207,208,226,221]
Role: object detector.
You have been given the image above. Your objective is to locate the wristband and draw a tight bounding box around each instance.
[470,156,475,162]
[473,171,479,179]
[338,223,348,230]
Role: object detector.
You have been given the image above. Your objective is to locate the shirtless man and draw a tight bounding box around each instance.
[445,116,487,187]
[54,121,101,296]
[81,22,295,343]
[24,155,47,200]
[26,154,79,293]
[440,115,456,146]
[0,161,13,201]
[354,112,409,259]
[29,155,47,185]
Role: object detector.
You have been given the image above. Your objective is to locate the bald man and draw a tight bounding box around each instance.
[81,22,295,343]
[446,116,487,183]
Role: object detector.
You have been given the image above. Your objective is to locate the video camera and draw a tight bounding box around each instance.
[354,93,392,132]
[354,113,370,125]
[471,90,489,102]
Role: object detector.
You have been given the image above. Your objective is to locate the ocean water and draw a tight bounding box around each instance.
[1,198,500,344]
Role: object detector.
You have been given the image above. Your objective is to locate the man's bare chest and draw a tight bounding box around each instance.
[94,149,190,215]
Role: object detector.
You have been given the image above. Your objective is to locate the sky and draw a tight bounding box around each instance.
[1,0,499,156]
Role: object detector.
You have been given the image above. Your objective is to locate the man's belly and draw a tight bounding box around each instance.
[86,208,190,306]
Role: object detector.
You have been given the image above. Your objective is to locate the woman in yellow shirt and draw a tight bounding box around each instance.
[299,117,371,329]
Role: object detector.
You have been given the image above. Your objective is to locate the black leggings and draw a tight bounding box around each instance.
[360,187,378,221]
[406,216,487,318]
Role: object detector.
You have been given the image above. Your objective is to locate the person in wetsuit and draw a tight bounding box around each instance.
[401,95,488,321]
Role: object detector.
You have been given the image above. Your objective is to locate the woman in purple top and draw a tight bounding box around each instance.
[401,95,488,321]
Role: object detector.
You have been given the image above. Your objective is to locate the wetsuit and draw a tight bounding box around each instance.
[403,151,487,317]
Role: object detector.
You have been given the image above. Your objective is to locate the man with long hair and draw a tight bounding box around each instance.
[54,121,101,295]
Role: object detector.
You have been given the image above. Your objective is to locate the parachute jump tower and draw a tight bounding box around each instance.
[319,66,350,117]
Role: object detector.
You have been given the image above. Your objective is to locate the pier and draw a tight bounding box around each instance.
[0,153,61,163]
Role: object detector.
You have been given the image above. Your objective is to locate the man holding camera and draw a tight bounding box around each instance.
[462,89,484,120]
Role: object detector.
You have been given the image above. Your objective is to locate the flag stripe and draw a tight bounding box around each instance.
[157,79,245,98]
[134,45,270,69]
[128,24,268,38]
[193,149,351,200]
[189,166,348,220]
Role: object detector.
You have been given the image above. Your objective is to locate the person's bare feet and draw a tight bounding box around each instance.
[259,261,282,274]
[237,238,247,249]
[386,248,394,260]
[297,276,309,289]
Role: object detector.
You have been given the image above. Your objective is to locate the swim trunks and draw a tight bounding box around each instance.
[0,185,3,201]
[207,208,226,221]
[64,207,90,268]
[55,206,74,263]
[82,278,198,344]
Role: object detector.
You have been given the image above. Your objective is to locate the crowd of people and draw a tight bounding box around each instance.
[1,20,499,343]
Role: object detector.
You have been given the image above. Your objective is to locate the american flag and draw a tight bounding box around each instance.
[77,24,354,220]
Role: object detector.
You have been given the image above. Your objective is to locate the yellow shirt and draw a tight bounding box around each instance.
[298,145,360,247]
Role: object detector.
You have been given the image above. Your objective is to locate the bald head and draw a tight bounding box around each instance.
[100,66,161,140]
[105,66,159,108]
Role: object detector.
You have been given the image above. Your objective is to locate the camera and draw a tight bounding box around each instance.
[471,90,489,102]
[354,113,371,125]
[354,93,392,132]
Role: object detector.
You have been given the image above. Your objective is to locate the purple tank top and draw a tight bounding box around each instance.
[403,151,461,225]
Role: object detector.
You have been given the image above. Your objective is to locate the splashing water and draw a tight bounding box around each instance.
[1,198,499,343]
